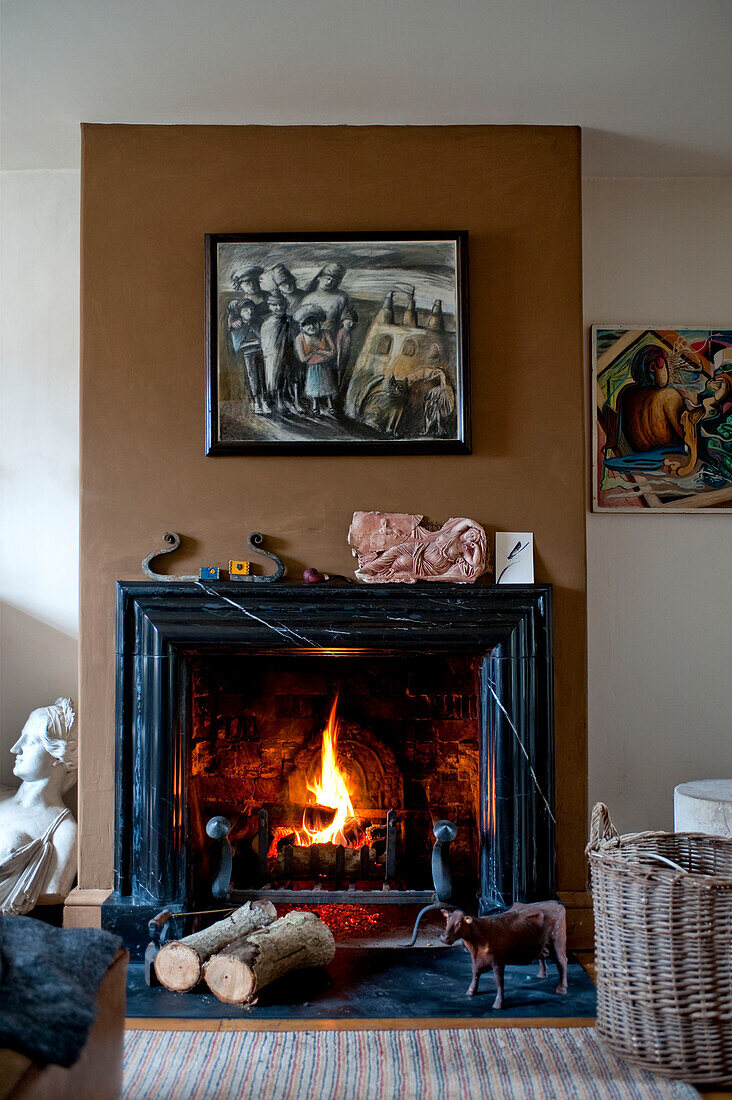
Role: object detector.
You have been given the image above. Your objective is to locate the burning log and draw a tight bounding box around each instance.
[269,840,376,879]
[302,804,338,833]
[341,816,373,846]
[203,911,335,1004]
[264,813,375,857]
[275,831,297,853]
[153,900,277,992]
[253,803,339,842]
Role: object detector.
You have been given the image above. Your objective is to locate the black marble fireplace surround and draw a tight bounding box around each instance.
[105,582,554,953]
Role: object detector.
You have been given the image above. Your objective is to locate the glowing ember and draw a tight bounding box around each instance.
[277,903,383,938]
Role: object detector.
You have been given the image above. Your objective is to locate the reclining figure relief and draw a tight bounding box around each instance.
[348,511,489,584]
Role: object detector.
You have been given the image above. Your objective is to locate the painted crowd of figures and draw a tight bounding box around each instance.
[224,259,458,440]
[226,261,358,418]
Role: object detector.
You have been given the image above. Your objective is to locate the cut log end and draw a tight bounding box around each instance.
[153,941,202,992]
[153,900,278,993]
[202,951,257,1004]
[203,911,336,1005]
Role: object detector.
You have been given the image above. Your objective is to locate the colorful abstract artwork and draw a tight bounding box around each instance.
[592,327,732,511]
[205,233,470,455]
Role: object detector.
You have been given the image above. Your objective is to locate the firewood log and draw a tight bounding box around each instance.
[269,840,375,878]
[251,805,336,855]
[341,816,373,846]
[302,804,338,832]
[203,911,335,1004]
[154,900,277,992]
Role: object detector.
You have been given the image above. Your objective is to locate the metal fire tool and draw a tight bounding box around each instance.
[404,819,458,947]
[206,815,233,899]
[144,909,179,986]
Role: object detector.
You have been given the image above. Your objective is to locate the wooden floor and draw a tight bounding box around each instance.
[126,952,730,1096]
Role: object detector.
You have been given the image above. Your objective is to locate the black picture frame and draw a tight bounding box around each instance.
[205,232,471,455]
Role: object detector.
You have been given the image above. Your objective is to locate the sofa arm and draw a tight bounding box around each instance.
[5,949,129,1100]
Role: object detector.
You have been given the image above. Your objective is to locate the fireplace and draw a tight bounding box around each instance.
[106,582,554,954]
[189,652,482,905]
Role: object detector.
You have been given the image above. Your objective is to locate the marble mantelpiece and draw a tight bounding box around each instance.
[107,581,555,953]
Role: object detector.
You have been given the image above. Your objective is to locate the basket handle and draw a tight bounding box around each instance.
[586,802,619,853]
[638,853,688,874]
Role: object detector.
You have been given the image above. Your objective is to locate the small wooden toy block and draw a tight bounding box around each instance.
[229,560,251,577]
[199,566,221,581]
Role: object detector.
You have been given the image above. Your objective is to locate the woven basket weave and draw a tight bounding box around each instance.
[587,802,732,1085]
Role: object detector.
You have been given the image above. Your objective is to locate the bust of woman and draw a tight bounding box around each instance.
[0,698,77,913]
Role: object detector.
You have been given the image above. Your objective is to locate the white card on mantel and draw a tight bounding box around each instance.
[495,533,534,584]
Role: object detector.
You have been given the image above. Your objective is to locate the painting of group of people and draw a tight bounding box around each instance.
[593,327,732,510]
[206,235,469,454]
[225,260,357,418]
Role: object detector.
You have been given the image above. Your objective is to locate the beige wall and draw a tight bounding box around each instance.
[584,177,732,833]
[7,157,728,894]
[79,124,587,892]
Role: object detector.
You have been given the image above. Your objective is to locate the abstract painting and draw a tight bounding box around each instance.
[592,327,732,511]
[205,233,470,454]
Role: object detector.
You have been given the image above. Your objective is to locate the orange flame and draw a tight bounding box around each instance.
[302,695,356,845]
[266,696,373,859]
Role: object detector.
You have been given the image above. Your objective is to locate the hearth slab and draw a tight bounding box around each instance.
[126,949,595,1021]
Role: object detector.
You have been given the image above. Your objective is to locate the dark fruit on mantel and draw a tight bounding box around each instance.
[303,568,327,583]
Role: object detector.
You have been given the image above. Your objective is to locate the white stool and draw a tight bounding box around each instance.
[674,780,732,836]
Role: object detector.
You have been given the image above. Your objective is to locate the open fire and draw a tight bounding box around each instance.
[187,651,486,897]
[267,696,375,859]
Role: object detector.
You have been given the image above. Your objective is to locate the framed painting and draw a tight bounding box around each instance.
[592,326,732,511]
[205,232,470,455]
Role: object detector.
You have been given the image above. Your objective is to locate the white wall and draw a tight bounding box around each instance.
[584,177,732,833]
[0,170,80,784]
[4,0,731,176]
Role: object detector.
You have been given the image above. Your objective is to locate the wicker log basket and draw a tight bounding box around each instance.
[587,802,732,1085]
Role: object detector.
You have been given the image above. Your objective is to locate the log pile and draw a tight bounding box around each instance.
[154,902,335,1005]
[204,911,335,1004]
[153,900,277,992]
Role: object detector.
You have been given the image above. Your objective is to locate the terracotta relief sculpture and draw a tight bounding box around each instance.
[0,698,78,913]
[348,511,488,584]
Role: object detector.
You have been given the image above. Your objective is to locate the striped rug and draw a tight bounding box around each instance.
[124,1027,700,1099]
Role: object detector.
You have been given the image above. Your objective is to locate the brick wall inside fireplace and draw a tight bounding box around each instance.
[188,653,482,901]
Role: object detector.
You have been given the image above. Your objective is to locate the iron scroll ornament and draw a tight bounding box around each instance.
[242,532,286,583]
[141,532,197,581]
[141,531,286,583]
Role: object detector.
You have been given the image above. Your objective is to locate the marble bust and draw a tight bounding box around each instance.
[0,698,78,913]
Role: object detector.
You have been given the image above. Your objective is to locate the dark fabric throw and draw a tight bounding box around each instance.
[0,914,122,1067]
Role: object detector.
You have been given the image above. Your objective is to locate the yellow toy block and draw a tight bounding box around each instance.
[229,560,250,576]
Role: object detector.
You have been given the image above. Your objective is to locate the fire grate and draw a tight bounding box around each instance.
[209,808,456,948]
[258,806,396,885]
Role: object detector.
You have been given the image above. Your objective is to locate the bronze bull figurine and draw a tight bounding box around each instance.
[441,901,568,1009]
